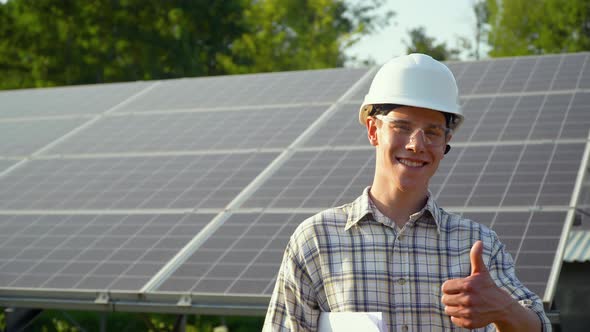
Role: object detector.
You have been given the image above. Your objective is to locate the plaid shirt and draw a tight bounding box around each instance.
[263,187,551,332]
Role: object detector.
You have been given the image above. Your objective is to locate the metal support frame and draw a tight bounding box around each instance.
[173,314,187,332]
[99,312,107,332]
[4,308,42,332]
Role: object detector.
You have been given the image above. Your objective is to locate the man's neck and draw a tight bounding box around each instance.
[369,182,428,228]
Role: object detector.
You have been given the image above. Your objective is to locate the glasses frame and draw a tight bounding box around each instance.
[374,114,453,148]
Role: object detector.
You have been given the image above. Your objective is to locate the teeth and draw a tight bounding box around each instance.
[399,159,424,167]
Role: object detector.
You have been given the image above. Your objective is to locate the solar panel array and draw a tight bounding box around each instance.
[0,53,588,313]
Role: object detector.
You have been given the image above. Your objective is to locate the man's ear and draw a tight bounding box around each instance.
[443,134,453,155]
[366,117,378,146]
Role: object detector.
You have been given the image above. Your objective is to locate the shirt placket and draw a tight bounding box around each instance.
[394,224,411,332]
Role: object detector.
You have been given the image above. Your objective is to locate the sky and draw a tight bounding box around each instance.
[346,0,482,65]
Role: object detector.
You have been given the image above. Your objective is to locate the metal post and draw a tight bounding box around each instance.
[173,314,187,332]
[4,308,42,332]
[99,312,107,332]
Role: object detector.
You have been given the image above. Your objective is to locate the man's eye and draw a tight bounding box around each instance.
[393,124,412,133]
[425,129,445,138]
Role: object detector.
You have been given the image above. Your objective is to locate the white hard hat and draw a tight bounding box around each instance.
[359,53,463,130]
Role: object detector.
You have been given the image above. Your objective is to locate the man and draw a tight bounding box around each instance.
[263,54,551,331]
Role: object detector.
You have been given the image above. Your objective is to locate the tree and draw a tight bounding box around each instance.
[473,0,489,60]
[0,0,393,90]
[485,0,590,57]
[404,27,460,61]
[0,0,249,89]
[217,0,393,74]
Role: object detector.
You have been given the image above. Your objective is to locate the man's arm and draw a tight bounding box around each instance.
[263,242,320,332]
[441,241,547,331]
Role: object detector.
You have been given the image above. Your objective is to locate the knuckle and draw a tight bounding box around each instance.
[461,296,474,307]
[463,281,474,293]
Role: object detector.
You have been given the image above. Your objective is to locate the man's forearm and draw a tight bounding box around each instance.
[494,301,542,332]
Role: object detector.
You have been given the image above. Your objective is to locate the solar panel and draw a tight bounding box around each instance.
[305,92,590,148]
[0,82,150,119]
[0,213,213,291]
[157,213,312,294]
[460,210,568,297]
[117,68,367,112]
[433,143,584,207]
[0,159,19,172]
[0,153,276,210]
[0,53,588,316]
[46,106,326,155]
[0,118,87,156]
[239,142,583,210]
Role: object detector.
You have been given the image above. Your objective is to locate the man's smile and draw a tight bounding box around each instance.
[396,157,428,168]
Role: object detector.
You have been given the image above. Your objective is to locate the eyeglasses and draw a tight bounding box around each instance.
[375,115,452,147]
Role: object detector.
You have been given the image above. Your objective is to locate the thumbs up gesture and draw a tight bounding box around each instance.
[441,241,516,329]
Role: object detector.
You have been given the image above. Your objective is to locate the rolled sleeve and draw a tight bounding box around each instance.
[488,232,552,332]
[263,241,320,332]
[517,299,552,332]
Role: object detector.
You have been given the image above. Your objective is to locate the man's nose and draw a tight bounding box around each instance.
[405,129,427,152]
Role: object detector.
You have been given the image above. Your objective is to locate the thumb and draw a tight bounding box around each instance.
[470,240,487,275]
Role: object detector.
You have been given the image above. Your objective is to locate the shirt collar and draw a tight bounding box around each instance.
[345,186,443,234]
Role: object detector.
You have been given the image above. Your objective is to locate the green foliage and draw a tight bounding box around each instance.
[486,0,590,57]
[0,0,392,90]
[0,0,249,90]
[404,27,460,61]
[472,0,489,60]
[218,0,393,73]
[13,310,264,332]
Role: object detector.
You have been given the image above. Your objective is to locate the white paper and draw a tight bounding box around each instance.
[318,312,386,332]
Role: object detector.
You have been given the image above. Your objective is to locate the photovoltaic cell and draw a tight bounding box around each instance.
[156,213,312,294]
[0,82,150,119]
[47,106,326,155]
[302,103,367,148]
[0,153,276,210]
[460,210,567,297]
[117,68,368,112]
[242,149,374,209]
[454,93,589,143]
[0,160,19,173]
[0,213,213,291]
[0,118,86,156]
[432,143,584,207]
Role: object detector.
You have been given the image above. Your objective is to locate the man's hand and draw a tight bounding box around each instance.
[441,241,517,329]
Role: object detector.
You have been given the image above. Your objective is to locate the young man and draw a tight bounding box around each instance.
[263,54,551,331]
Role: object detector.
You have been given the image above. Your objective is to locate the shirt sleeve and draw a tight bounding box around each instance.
[488,233,552,332]
[263,239,320,332]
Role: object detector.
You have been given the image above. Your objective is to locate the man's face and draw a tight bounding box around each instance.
[367,106,449,193]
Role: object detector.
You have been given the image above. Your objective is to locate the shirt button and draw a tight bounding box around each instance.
[402,325,408,332]
[398,235,404,241]
[397,278,406,285]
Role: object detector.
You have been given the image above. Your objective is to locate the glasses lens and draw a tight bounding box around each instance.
[376,115,448,147]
